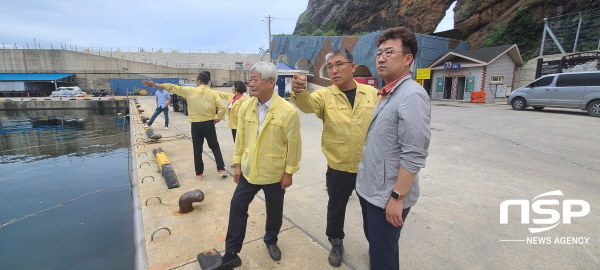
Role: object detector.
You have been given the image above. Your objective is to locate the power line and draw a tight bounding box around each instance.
[262,15,300,53]
[262,15,274,53]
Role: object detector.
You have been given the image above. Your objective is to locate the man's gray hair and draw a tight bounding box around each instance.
[249,62,278,81]
[325,48,354,63]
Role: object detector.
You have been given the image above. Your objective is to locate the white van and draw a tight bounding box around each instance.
[507,71,600,117]
[50,86,85,97]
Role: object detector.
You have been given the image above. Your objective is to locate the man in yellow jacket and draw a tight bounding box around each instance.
[142,73,228,179]
[210,62,301,270]
[290,48,378,267]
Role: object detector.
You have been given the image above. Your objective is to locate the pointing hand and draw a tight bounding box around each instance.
[291,73,307,93]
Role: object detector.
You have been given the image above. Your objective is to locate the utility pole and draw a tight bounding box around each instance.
[264,15,273,54]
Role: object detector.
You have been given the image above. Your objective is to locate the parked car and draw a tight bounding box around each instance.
[507,71,600,117]
[172,83,195,116]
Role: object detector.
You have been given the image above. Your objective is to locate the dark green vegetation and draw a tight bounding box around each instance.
[481,8,543,61]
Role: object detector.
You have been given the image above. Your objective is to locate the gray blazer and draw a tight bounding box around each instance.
[356,75,431,209]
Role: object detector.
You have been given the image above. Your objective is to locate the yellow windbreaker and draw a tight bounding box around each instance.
[165,84,226,122]
[233,93,302,185]
[290,81,378,173]
[215,91,249,129]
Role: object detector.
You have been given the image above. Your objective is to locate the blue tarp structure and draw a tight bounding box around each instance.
[0,73,75,81]
[110,78,184,96]
[275,63,295,70]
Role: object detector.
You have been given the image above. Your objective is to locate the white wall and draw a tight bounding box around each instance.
[0,82,25,91]
[516,53,567,88]
[486,54,517,98]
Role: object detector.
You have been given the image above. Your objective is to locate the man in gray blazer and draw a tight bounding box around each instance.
[355,27,431,270]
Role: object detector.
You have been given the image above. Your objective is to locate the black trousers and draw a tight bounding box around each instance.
[191,120,225,174]
[231,129,237,142]
[359,194,411,270]
[225,174,285,253]
[326,166,357,240]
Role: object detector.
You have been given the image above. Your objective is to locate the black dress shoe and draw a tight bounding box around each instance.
[266,244,281,261]
[207,255,242,270]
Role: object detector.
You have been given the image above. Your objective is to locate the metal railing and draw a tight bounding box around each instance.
[1,43,258,54]
[1,43,260,70]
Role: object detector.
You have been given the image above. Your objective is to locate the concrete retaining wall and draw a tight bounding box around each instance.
[80,50,262,70]
[515,53,573,88]
[0,50,251,91]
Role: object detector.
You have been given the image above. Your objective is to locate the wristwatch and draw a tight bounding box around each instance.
[391,190,405,201]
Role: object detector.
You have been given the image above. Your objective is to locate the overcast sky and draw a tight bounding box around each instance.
[434,1,456,33]
[1,0,454,53]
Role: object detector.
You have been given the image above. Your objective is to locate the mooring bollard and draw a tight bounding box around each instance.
[179,189,205,213]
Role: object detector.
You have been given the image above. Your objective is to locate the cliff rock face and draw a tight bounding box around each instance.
[294,0,455,35]
[294,0,600,50]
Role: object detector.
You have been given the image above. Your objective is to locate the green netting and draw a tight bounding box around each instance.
[543,8,600,55]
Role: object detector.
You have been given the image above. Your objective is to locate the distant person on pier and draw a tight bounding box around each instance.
[143,84,171,129]
[142,74,228,179]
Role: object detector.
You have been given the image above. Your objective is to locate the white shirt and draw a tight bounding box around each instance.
[257,97,272,135]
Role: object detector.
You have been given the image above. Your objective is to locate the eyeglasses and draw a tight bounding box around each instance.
[375,49,410,59]
[326,61,352,71]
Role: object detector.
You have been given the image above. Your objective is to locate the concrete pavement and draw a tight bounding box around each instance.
[133,92,600,270]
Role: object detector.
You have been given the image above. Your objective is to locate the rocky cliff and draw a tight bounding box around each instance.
[294,0,600,59]
[294,0,455,36]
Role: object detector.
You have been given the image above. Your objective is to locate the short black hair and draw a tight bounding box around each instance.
[197,73,210,85]
[376,27,418,57]
[233,81,247,94]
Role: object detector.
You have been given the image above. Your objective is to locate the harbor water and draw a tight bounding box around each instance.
[0,109,134,270]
